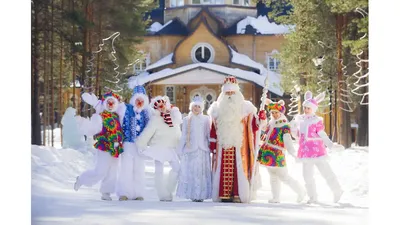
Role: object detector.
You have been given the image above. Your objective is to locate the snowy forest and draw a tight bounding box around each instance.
[31,0,155,146]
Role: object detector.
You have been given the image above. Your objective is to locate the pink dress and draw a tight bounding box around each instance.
[296,115,327,159]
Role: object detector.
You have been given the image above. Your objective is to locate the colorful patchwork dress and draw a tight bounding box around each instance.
[258,119,291,167]
[94,111,124,158]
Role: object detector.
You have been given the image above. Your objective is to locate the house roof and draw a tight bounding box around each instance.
[171,16,232,64]
[187,7,226,34]
[229,46,266,73]
[224,2,293,36]
[130,63,283,96]
[145,53,174,71]
[146,18,189,36]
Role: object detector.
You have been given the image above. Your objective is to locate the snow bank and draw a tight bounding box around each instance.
[31,141,368,225]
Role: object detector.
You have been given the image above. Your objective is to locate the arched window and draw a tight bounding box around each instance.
[191,43,215,63]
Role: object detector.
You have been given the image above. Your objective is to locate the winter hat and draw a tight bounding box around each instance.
[130,84,149,112]
[151,96,173,127]
[101,91,121,103]
[265,98,286,113]
[189,95,204,112]
[101,91,121,112]
[151,96,166,110]
[221,76,240,93]
[302,91,325,113]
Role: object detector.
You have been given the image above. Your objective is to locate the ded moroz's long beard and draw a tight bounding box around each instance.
[215,93,244,149]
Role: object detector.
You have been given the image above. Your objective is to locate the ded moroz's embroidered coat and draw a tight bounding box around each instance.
[207,100,262,203]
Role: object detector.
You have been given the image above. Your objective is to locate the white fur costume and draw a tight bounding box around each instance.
[114,84,151,201]
[74,92,123,201]
[135,96,183,201]
[290,91,344,203]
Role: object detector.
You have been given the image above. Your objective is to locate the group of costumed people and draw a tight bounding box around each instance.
[69,75,344,204]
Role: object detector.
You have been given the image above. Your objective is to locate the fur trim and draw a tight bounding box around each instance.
[268,114,289,128]
[297,155,330,163]
[207,101,219,119]
[102,96,119,112]
[242,101,257,118]
[163,96,172,110]
[130,93,149,113]
[211,130,252,203]
[221,83,240,93]
[170,107,183,126]
[189,101,204,112]
[302,100,318,113]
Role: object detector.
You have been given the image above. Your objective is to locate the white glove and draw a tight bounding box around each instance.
[82,92,103,114]
[114,142,119,148]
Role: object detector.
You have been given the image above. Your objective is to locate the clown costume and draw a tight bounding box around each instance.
[257,99,305,203]
[74,91,124,201]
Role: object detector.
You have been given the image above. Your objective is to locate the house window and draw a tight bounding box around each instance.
[266,50,280,71]
[191,43,215,63]
[192,0,223,4]
[133,52,150,75]
[232,0,250,6]
[165,86,176,104]
[171,0,184,7]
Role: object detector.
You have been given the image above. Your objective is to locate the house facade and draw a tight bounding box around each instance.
[131,1,292,114]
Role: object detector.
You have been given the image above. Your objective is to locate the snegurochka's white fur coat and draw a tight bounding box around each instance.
[135,107,183,163]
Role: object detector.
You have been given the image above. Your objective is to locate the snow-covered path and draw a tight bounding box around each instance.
[31,143,368,225]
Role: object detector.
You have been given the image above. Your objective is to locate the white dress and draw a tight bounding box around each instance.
[176,113,212,200]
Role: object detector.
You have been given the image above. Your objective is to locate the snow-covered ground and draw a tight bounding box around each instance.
[32,130,368,225]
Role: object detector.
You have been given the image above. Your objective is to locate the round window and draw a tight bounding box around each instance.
[191,43,215,63]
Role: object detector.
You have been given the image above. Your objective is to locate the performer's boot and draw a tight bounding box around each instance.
[134,197,144,201]
[232,196,241,203]
[164,170,179,201]
[119,196,129,201]
[315,160,343,203]
[269,172,281,203]
[155,174,170,201]
[101,193,112,201]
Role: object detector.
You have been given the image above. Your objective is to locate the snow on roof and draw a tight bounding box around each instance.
[236,16,293,35]
[229,46,266,73]
[147,22,163,33]
[145,53,173,71]
[147,20,174,33]
[131,63,283,96]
